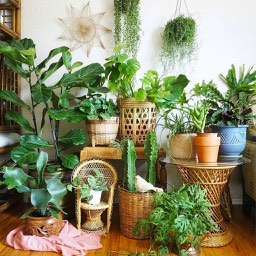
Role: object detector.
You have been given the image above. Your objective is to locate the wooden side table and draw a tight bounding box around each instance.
[166,158,249,247]
[80,146,167,189]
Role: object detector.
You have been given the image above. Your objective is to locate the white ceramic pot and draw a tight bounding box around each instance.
[88,190,102,205]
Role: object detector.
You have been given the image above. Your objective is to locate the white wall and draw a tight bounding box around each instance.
[21,0,256,203]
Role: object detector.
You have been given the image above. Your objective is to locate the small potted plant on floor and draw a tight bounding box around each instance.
[0,151,67,237]
[193,66,256,159]
[67,169,108,205]
[134,183,219,256]
[77,95,119,147]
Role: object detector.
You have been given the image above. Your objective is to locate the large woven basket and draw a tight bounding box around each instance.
[118,186,154,239]
[118,98,157,146]
[86,117,119,147]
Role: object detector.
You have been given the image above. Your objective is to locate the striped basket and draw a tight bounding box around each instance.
[86,117,119,147]
[118,186,154,239]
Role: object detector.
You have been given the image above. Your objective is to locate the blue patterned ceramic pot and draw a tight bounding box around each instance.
[211,125,248,156]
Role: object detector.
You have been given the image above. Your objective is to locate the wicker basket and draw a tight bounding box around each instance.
[118,186,154,239]
[118,98,157,146]
[86,117,119,147]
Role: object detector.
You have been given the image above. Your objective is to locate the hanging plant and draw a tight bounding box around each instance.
[114,0,141,57]
[161,0,197,72]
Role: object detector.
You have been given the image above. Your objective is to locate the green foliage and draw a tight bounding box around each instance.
[189,102,210,133]
[193,65,256,126]
[67,169,108,202]
[0,38,106,170]
[105,50,189,108]
[122,139,137,192]
[161,15,197,72]
[144,131,158,186]
[78,96,119,120]
[134,183,219,256]
[0,151,67,218]
[114,0,141,57]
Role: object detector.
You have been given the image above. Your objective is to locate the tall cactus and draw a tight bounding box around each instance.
[144,131,158,186]
[122,139,137,191]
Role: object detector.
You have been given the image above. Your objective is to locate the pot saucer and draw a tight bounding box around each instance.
[218,154,243,161]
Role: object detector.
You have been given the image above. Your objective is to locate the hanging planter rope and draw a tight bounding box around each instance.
[160,0,197,72]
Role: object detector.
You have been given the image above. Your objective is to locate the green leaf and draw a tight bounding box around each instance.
[45,173,67,207]
[35,46,69,74]
[58,129,87,145]
[19,134,52,149]
[36,151,48,186]
[32,83,52,104]
[0,91,30,110]
[134,88,147,101]
[66,109,86,123]
[5,111,35,132]
[71,61,83,70]
[30,188,51,215]
[11,146,38,165]
[3,166,31,190]
[62,51,72,70]
[60,153,79,169]
[59,90,71,108]
[40,58,64,82]
[47,108,68,120]
[3,57,30,78]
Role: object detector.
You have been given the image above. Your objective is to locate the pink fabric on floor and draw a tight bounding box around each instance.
[5,220,102,256]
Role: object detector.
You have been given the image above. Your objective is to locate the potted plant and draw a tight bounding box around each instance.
[0,38,106,171]
[77,95,119,147]
[160,3,197,73]
[193,66,256,158]
[190,100,221,163]
[104,48,189,145]
[67,169,108,205]
[0,151,67,237]
[161,105,197,160]
[134,183,219,256]
[118,131,160,239]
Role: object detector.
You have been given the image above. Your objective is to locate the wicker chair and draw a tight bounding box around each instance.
[71,159,118,234]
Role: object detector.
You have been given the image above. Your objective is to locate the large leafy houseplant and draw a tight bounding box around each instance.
[0,151,67,219]
[134,183,219,256]
[0,38,106,171]
[193,66,256,126]
[104,49,189,109]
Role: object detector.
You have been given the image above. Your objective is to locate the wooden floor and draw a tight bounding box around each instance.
[0,203,255,256]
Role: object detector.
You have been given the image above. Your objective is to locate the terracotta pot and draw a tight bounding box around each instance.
[169,133,197,159]
[194,133,220,163]
[24,212,62,237]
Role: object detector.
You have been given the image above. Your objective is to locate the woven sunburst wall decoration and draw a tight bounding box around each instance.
[58,2,111,57]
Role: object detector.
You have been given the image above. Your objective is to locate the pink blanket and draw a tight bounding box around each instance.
[6,220,102,255]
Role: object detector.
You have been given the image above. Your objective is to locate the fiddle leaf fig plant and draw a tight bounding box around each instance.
[0,38,106,170]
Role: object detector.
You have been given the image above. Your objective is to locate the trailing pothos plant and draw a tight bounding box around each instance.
[0,151,67,218]
[104,47,189,109]
[160,0,197,73]
[134,183,219,256]
[0,38,107,171]
[114,0,141,57]
[193,65,256,126]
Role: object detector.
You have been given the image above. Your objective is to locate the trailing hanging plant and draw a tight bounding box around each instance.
[114,0,141,57]
[160,0,197,72]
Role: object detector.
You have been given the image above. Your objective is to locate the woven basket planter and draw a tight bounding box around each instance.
[118,98,157,146]
[86,117,119,147]
[118,186,154,239]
